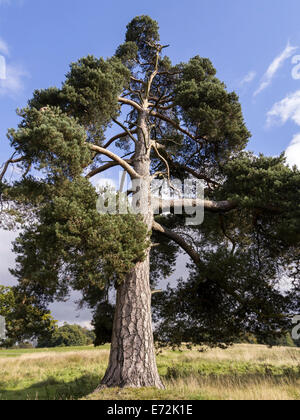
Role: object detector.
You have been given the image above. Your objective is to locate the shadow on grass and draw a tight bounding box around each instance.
[0,374,101,400]
[1,368,299,400]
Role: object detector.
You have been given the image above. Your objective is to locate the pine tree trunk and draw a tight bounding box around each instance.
[97,111,164,390]
[99,253,164,389]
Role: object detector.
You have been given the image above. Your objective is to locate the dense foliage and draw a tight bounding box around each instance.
[37,323,95,348]
[0,285,57,347]
[0,15,299,351]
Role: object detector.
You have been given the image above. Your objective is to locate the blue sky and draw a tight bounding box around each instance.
[1,0,300,324]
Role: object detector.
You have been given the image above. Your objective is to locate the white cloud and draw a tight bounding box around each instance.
[267,90,300,168]
[254,42,298,96]
[240,71,256,86]
[285,133,300,168]
[267,90,300,126]
[0,55,6,79]
[0,36,28,96]
[0,37,9,55]
[0,63,28,96]
[95,177,117,191]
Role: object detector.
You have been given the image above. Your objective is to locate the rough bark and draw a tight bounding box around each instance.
[98,110,164,390]
[99,254,164,389]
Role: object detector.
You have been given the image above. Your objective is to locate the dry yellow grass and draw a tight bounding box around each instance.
[160,343,300,366]
[0,344,299,400]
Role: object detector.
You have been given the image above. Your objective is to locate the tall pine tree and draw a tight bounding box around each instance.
[0,16,299,389]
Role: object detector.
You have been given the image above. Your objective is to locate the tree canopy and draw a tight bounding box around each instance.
[0,15,299,364]
[0,285,57,347]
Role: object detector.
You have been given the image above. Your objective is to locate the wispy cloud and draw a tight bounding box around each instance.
[0,37,9,55]
[0,63,28,97]
[254,42,298,97]
[240,71,256,86]
[267,90,300,168]
[0,0,25,6]
[0,34,28,96]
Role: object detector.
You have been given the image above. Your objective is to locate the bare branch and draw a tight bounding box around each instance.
[156,103,176,111]
[150,110,198,141]
[173,163,221,187]
[130,76,146,86]
[219,214,237,255]
[103,129,138,149]
[151,141,181,195]
[112,119,138,145]
[144,51,160,102]
[88,144,140,179]
[151,289,163,295]
[86,161,120,179]
[118,96,143,112]
[150,145,220,187]
[0,155,23,182]
[152,221,201,265]
[151,141,171,179]
[149,94,174,104]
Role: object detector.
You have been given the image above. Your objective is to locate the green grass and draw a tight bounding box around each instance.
[0,344,299,400]
[0,345,109,358]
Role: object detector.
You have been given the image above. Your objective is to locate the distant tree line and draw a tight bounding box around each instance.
[1,283,299,349]
[37,323,95,348]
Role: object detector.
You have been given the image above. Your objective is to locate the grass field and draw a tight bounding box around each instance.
[0,344,299,400]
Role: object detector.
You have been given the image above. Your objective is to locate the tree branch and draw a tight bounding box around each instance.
[219,214,237,255]
[152,221,201,265]
[112,119,138,145]
[103,129,138,149]
[0,155,23,182]
[152,197,237,214]
[150,145,220,187]
[130,76,146,86]
[145,48,160,101]
[149,94,174,104]
[172,162,221,187]
[149,102,175,111]
[118,96,143,112]
[86,161,119,179]
[150,110,198,141]
[88,144,140,179]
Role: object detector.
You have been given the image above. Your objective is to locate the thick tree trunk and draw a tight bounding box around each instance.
[99,253,164,389]
[98,110,164,390]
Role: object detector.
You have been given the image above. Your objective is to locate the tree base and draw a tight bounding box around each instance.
[95,256,165,393]
[95,370,165,392]
[94,377,165,393]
